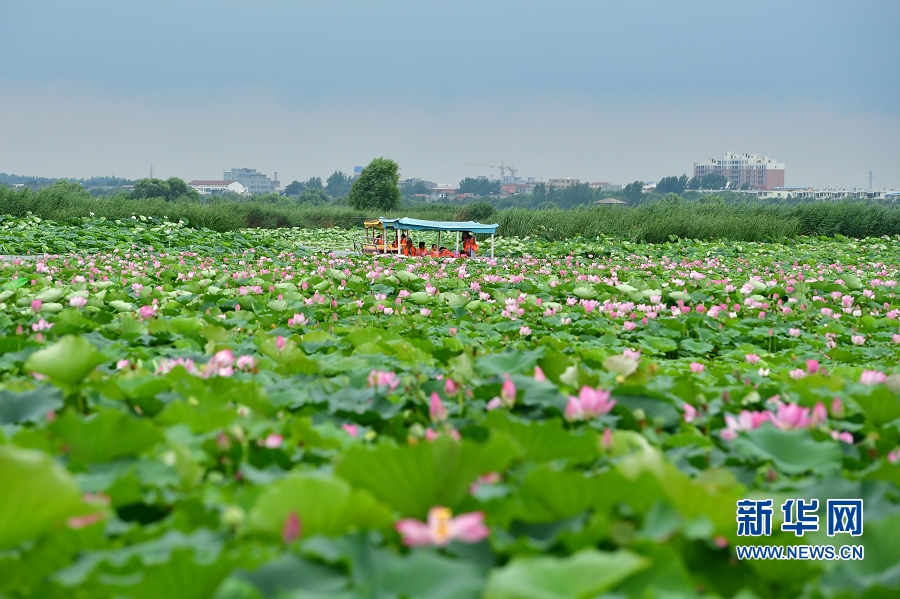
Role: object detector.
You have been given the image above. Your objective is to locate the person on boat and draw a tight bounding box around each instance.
[416,242,428,257]
[439,246,455,258]
[430,244,439,257]
[375,233,385,252]
[402,238,415,256]
[462,232,478,258]
[391,233,404,251]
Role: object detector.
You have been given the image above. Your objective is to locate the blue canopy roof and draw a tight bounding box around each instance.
[379,217,499,234]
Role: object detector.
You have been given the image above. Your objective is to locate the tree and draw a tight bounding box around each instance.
[325,171,352,198]
[166,177,188,199]
[557,183,594,208]
[131,177,195,202]
[455,201,497,223]
[400,180,432,196]
[132,178,171,201]
[347,158,401,211]
[656,174,688,195]
[700,174,727,190]
[531,183,548,200]
[623,181,644,202]
[686,176,701,190]
[304,177,324,190]
[284,180,305,197]
[457,177,500,196]
[298,188,329,205]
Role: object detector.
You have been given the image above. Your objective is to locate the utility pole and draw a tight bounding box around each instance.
[868,170,873,190]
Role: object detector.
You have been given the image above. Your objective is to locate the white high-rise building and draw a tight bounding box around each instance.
[693,153,785,189]
[222,168,280,194]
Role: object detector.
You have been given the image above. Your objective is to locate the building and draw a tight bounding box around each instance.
[743,187,898,200]
[694,152,785,190]
[548,177,580,189]
[222,168,280,195]
[500,183,537,196]
[188,180,247,196]
[588,182,622,192]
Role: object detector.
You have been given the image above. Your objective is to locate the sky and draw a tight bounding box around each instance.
[1,0,898,188]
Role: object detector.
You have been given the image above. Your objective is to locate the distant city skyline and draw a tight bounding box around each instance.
[1,1,897,189]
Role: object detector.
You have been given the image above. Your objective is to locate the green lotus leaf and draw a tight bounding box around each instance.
[0,446,91,550]
[23,335,107,384]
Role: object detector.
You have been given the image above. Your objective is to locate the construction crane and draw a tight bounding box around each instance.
[468,161,518,180]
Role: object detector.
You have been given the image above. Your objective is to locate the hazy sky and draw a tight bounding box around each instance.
[1,1,898,188]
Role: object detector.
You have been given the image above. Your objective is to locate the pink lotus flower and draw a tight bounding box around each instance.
[789,369,806,380]
[156,357,200,376]
[623,349,641,360]
[395,507,489,547]
[582,299,600,314]
[30,299,42,312]
[851,335,865,346]
[486,398,503,411]
[769,401,811,430]
[69,296,88,308]
[138,305,156,320]
[424,427,461,441]
[888,448,900,464]
[263,433,283,448]
[682,403,698,423]
[519,325,531,336]
[860,370,887,385]
[469,472,502,494]
[623,321,636,331]
[342,423,358,437]
[236,355,256,371]
[275,335,286,351]
[831,397,845,418]
[283,511,302,543]
[31,319,53,332]
[116,359,130,370]
[601,428,614,449]
[533,366,547,382]
[500,378,516,406]
[721,410,771,440]
[745,354,760,365]
[288,313,308,326]
[420,308,432,317]
[429,392,448,423]
[68,512,106,530]
[689,362,705,373]
[788,328,801,337]
[444,378,459,395]
[202,349,235,378]
[565,386,616,421]
[368,370,400,392]
[831,430,854,444]
[806,359,819,374]
[811,402,827,426]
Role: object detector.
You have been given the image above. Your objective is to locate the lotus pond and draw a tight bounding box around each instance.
[1,216,900,599]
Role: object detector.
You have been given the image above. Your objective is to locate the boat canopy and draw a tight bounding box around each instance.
[378,217,499,234]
